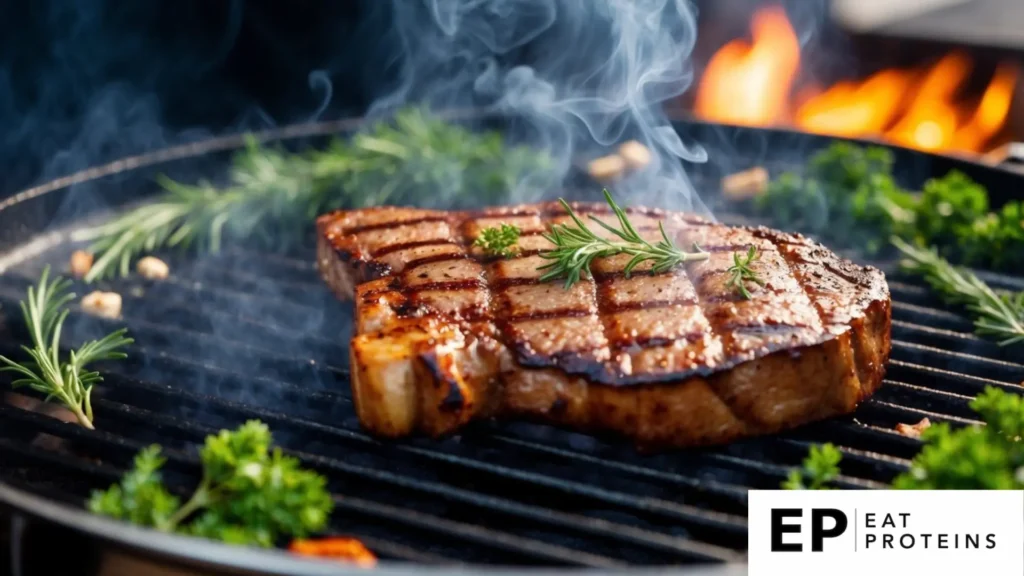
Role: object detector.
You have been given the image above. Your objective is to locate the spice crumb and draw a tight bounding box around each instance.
[618,140,652,170]
[82,291,123,319]
[721,167,769,201]
[895,418,932,439]
[587,154,627,181]
[70,250,94,278]
[137,256,170,280]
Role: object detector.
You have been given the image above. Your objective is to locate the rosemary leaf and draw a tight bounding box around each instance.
[74,108,553,282]
[893,236,1024,346]
[725,246,766,300]
[537,189,708,289]
[0,267,133,428]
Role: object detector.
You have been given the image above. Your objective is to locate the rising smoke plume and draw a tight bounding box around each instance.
[371,0,711,214]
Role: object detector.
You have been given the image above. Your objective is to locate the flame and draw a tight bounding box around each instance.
[694,6,800,126]
[693,6,1019,155]
[884,52,971,151]
[796,69,914,138]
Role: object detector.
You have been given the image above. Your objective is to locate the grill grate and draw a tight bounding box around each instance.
[2,215,1023,568]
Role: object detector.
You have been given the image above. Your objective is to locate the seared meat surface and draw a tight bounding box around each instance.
[316,202,891,448]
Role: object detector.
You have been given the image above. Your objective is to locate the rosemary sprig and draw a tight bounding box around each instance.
[725,246,765,299]
[0,267,133,428]
[73,108,553,282]
[474,224,521,258]
[892,236,1024,346]
[538,189,709,289]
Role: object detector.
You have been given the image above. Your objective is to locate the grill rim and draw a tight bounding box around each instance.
[0,484,748,576]
[2,110,1023,573]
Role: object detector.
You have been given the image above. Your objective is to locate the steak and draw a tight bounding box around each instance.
[316,201,891,449]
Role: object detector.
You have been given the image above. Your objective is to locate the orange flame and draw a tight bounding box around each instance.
[694,6,800,126]
[693,6,1019,155]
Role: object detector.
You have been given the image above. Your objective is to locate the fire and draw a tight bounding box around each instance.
[693,6,1018,155]
[693,7,800,126]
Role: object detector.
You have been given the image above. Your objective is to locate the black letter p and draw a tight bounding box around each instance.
[811,509,848,552]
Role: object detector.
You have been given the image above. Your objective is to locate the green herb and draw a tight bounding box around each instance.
[755,143,914,252]
[537,189,709,289]
[894,387,1024,489]
[0,267,132,429]
[74,108,554,282]
[781,443,842,490]
[785,388,1024,489]
[89,420,333,547]
[87,445,182,527]
[725,246,765,299]
[893,237,1024,346]
[474,224,521,258]
[755,142,1024,270]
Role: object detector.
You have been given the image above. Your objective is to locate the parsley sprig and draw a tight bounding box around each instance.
[786,388,1024,490]
[74,108,553,282]
[0,267,132,429]
[89,420,333,547]
[538,190,709,289]
[725,246,765,299]
[781,443,842,490]
[474,224,521,258]
[893,237,1024,346]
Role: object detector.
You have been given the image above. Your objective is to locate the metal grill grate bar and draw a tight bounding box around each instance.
[0,437,603,567]
[1,377,747,564]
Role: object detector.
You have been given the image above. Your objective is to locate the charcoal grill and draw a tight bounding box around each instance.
[2,111,1024,575]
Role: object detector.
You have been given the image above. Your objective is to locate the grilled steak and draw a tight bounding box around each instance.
[316,202,891,449]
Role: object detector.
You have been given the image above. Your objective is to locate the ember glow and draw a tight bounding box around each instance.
[693,5,1019,155]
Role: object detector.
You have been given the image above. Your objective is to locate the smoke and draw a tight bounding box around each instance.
[3,1,716,416]
[369,0,711,215]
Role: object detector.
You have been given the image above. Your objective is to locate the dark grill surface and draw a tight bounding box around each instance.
[2,209,1023,569]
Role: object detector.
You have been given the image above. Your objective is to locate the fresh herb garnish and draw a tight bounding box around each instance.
[755,142,1024,270]
[74,108,553,282]
[89,420,333,547]
[0,267,132,429]
[893,237,1024,346]
[474,224,521,258]
[781,443,841,490]
[788,388,1024,490]
[755,143,913,254]
[538,189,709,289]
[893,387,1024,489]
[725,246,765,299]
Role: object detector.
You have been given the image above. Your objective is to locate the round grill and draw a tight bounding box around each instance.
[2,116,1022,574]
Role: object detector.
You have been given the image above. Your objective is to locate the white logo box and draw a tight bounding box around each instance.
[749,490,1024,576]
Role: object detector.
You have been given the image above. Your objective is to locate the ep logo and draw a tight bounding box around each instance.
[771,508,848,552]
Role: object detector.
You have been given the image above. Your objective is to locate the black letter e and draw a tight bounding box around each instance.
[771,508,802,552]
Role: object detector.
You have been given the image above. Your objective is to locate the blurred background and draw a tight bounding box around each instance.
[1,0,1021,197]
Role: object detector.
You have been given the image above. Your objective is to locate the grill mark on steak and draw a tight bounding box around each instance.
[403,252,472,270]
[372,239,460,257]
[600,297,700,313]
[506,308,596,322]
[403,280,487,293]
[609,332,707,351]
[348,216,449,236]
